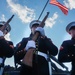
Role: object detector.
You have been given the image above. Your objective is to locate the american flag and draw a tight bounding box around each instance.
[50,0,68,15]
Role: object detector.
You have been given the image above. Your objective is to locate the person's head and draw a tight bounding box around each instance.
[30,20,41,34]
[66,21,75,38]
[0,21,11,35]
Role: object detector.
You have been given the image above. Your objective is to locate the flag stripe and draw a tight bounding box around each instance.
[50,0,68,15]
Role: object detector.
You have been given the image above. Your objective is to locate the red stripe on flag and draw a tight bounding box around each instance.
[50,0,68,15]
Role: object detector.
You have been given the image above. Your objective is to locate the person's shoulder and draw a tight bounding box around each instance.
[22,37,30,41]
[20,37,30,44]
[62,39,72,44]
[45,36,52,42]
[63,39,71,42]
[7,40,13,45]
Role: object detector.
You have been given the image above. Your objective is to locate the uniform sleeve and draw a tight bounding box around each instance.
[44,37,58,56]
[58,41,71,62]
[0,39,14,58]
[16,38,28,51]
[14,38,28,61]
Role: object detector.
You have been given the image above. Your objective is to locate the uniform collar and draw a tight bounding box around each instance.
[71,38,75,40]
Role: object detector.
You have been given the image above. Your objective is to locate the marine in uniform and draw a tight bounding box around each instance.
[58,21,75,75]
[0,21,14,75]
[15,20,58,75]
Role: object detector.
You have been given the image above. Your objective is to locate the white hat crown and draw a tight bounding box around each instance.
[0,21,11,33]
[30,20,41,28]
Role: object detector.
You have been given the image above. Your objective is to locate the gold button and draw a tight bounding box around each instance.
[72,54,74,56]
[68,55,70,57]
[73,44,75,46]
[36,48,38,50]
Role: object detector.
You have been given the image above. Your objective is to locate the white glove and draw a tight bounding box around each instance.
[0,30,4,37]
[25,40,36,51]
[35,27,45,36]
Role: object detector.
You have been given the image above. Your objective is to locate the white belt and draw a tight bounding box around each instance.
[38,51,47,60]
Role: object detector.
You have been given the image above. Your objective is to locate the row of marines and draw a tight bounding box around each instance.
[0,20,75,75]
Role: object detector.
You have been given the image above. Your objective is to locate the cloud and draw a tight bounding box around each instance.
[6,0,59,28]
[0,14,6,21]
[63,0,75,10]
[6,0,35,23]
[0,14,11,41]
[45,12,58,28]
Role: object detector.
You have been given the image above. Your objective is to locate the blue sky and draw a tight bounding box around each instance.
[0,0,75,71]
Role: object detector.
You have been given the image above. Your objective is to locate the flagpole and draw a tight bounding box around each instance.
[38,0,49,20]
